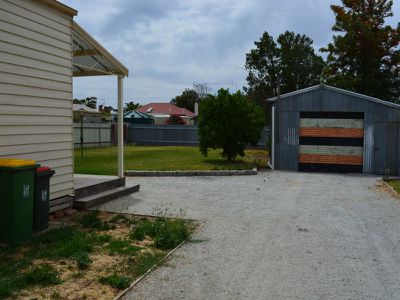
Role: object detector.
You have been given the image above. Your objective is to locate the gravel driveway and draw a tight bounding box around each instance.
[96,171,400,300]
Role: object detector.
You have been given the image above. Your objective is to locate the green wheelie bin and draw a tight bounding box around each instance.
[0,158,39,244]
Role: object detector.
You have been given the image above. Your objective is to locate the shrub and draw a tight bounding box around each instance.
[74,252,92,269]
[198,89,265,161]
[79,211,110,231]
[23,265,61,286]
[107,239,141,256]
[134,253,164,276]
[131,218,189,250]
[99,274,131,289]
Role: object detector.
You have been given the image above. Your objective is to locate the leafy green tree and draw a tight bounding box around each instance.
[124,101,142,113]
[244,31,325,119]
[322,0,399,102]
[73,97,97,109]
[278,31,325,93]
[170,89,198,112]
[198,89,265,161]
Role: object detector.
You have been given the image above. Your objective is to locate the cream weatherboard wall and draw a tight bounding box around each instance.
[0,0,74,201]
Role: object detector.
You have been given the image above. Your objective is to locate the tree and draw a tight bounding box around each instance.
[124,101,141,113]
[244,31,325,118]
[193,82,212,101]
[73,97,97,109]
[198,89,265,161]
[170,89,198,112]
[278,31,325,93]
[166,114,186,125]
[322,0,400,102]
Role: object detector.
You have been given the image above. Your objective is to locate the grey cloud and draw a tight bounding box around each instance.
[64,0,400,107]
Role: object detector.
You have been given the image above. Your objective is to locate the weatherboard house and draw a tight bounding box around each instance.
[0,0,131,211]
[269,84,400,175]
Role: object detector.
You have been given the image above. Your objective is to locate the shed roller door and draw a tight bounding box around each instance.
[298,112,364,173]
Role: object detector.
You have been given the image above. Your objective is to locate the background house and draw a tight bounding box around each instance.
[73,104,102,123]
[137,103,196,125]
[269,84,400,175]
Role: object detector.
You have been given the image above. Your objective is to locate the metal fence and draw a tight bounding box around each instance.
[127,124,270,147]
[73,123,112,148]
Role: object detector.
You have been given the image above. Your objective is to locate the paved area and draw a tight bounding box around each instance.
[96,171,400,300]
[74,174,119,189]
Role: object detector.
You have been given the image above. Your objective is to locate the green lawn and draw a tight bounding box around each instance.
[383,179,400,194]
[74,146,268,175]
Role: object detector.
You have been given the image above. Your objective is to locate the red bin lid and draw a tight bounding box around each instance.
[36,166,51,173]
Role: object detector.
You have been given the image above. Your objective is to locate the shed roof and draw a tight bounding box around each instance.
[72,21,129,77]
[267,84,400,110]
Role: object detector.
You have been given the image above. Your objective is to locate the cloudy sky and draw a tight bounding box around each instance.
[63,0,400,108]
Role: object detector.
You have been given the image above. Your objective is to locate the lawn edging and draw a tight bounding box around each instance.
[113,220,206,300]
[125,168,257,177]
[380,179,400,198]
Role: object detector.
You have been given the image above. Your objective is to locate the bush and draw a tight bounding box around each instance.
[74,252,92,269]
[23,265,61,286]
[107,239,141,256]
[131,218,189,250]
[198,89,265,161]
[134,253,164,276]
[79,211,110,231]
[99,274,131,289]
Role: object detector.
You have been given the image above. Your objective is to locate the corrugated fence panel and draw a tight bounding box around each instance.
[73,123,111,148]
[127,125,270,147]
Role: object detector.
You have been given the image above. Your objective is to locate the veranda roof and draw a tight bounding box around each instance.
[72,21,129,77]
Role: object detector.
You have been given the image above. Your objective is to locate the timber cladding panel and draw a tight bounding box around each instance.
[0,0,74,200]
[298,112,364,172]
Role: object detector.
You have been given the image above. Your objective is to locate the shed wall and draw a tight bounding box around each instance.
[0,0,73,200]
[274,87,400,174]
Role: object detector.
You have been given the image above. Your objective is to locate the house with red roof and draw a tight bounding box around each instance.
[137,103,196,125]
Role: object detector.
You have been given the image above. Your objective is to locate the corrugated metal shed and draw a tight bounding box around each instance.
[268,84,400,175]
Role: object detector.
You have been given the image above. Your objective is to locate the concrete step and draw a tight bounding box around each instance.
[73,184,140,209]
[74,177,126,199]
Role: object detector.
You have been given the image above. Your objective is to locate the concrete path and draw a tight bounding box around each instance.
[96,171,400,300]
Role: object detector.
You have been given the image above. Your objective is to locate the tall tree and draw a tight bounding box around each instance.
[124,101,141,113]
[193,82,212,101]
[170,89,198,112]
[278,31,325,94]
[244,31,325,119]
[73,97,97,109]
[322,0,400,102]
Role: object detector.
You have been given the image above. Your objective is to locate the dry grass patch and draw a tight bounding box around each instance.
[0,211,198,300]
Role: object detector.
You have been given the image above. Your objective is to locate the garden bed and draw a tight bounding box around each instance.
[0,211,198,300]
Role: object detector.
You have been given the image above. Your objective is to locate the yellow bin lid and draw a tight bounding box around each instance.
[0,158,37,168]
